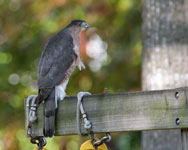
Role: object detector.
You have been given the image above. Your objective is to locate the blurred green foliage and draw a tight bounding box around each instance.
[0,0,141,149]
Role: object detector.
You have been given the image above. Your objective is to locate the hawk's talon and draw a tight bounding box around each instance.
[55,86,66,101]
[78,62,85,71]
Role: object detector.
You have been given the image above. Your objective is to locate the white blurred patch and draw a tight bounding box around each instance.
[86,34,108,72]
[8,73,20,85]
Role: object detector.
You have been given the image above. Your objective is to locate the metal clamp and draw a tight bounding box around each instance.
[93,133,111,147]
[26,95,38,123]
[30,136,47,150]
[26,95,38,137]
[26,95,47,150]
[76,90,112,150]
[76,92,92,136]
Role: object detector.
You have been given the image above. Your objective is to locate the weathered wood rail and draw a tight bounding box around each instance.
[25,87,188,137]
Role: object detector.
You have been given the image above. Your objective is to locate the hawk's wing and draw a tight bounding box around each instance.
[38,31,76,89]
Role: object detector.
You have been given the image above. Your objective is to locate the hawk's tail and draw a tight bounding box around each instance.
[37,88,56,138]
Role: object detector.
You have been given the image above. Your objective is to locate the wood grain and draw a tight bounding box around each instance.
[25,87,188,136]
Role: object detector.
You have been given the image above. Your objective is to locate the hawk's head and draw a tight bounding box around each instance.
[68,20,89,31]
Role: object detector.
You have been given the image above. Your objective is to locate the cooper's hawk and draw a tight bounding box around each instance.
[37,20,89,137]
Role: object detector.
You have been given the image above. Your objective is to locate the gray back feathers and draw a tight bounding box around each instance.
[38,29,76,89]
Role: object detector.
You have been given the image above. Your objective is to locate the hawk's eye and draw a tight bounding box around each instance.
[77,23,82,26]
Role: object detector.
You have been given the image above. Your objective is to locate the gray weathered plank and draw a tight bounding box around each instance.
[25,87,188,136]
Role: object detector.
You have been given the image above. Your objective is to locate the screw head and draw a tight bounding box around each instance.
[175,92,179,99]
[175,118,180,125]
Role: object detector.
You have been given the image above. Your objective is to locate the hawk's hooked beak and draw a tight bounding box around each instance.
[82,22,90,29]
[85,23,90,29]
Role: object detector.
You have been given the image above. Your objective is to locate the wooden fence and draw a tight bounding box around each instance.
[25,87,188,138]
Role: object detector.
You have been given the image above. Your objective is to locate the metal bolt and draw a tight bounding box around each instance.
[175,118,180,125]
[175,91,179,99]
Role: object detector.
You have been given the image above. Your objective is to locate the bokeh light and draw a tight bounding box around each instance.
[86,33,108,72]
[8,73,20,85]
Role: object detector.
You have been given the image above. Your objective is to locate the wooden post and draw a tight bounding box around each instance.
[142,0,188,149]
[182,129,188,150]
